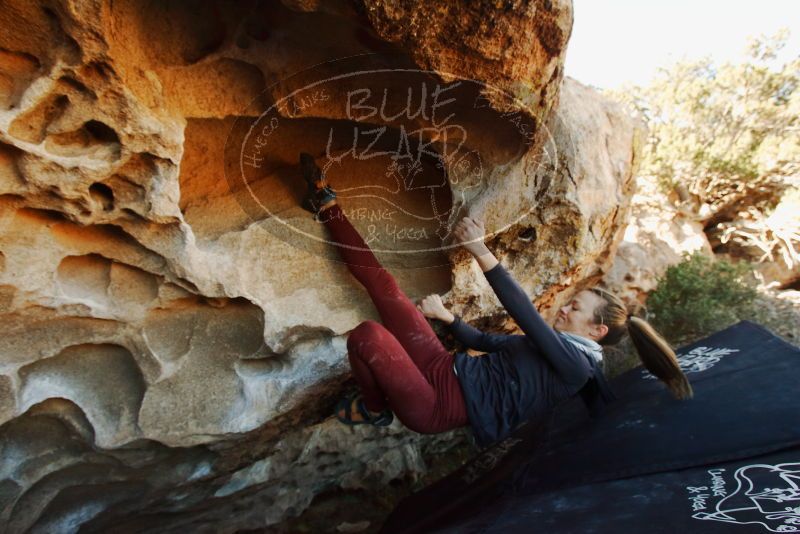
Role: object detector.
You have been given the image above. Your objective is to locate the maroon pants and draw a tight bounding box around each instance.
[320,204,468,434]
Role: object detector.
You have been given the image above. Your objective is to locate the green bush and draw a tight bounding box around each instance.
[646,252,758,345]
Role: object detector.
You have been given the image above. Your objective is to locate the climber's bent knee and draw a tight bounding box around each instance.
[347,320,387,349]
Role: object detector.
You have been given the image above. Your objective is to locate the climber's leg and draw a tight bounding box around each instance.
[319,203,450,375]
[345,320,468,433]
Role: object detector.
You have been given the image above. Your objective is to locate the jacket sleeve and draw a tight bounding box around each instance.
[447,314,513,352]
[482,262,592,385]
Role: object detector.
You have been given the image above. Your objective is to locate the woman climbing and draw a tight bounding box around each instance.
[297,152,693,449]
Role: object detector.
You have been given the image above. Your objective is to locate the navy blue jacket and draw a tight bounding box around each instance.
[450,262,615,448]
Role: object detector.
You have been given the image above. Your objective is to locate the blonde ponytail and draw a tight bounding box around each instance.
[626,315,694,400]
[589,288,694,400]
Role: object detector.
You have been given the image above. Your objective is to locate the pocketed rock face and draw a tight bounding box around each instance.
[0,0,643,531]
[444,77,646,332]
[360,0,571,114]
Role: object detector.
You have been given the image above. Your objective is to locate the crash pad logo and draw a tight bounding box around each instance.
[686,462,800,532]
[224,55,555,269]
[641,346,739,380]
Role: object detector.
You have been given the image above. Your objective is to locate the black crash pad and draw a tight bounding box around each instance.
[380,321,800,533]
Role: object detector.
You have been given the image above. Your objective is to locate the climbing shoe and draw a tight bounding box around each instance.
[299,152,337,214]
[335,393,394,427]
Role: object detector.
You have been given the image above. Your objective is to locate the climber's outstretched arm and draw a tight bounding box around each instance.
[453,217,592,386]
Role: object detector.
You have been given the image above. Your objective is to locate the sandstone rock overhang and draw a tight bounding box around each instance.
[0,0,646,531]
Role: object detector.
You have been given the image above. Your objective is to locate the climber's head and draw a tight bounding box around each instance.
[586,287,694,400]
[553,290,609,342]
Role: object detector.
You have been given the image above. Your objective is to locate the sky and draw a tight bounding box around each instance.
[564,0,800,90]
